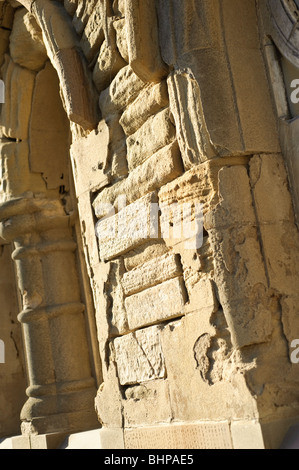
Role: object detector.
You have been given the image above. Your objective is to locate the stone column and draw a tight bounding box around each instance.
[0,196,98,435]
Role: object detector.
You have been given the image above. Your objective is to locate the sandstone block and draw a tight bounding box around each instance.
[99,65,146,116]
[250,154,295,224]
[122,253,182,296]
[120,81,169,136]
[125,277,186,330]
[72,0,98,36]
[104,259,128,336]
[126,108,176,171]
[92,38,127,92]
[123,241,169,272]
[167,71,216,168]
[221,0,280,153]
[185,277,219,316]
[158,160,220,219]
[93,141,183,218]
[104,112,128,178]
[113,325,166,385]
[124,422,233,449]
[53,47,99,130]
[205,167,275,349]
[80,7,104,62]
[71,120,110,196]
[95,192,158,261]
[205,165,256,230]
[123,380,172,427]
[113,18,129,63]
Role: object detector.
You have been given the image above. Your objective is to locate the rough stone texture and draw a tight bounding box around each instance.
[122,253,182,296]
[126,107,176,171]
[123,240,169,272]
[113,326,166,385]
[93,141,183,217]
[122,380,172,428]
[125,277,187,331]
[206,165,273,349]
[95,192,159,261]
[99,65,145,116]
[160,312,259,422]
[125,0,168,82]
[71,120,110,196]
[120,80,169,136]
[167,71,216,168]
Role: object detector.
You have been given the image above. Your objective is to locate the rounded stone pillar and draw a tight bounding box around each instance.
[0,196,98,435]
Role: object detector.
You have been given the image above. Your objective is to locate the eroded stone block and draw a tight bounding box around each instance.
[125,276,186,330]
[127,108,176,171]
[122,253,182,296]
[123,380,172,427]
[99,65,145,116]
[168,71,216,168]
[113,325,166,385]
[123,240,169,271]
[160,313,258,422]
[113,18,129,63]
[71,119,110,196]
[95,192,158,261]
[92,38,127,92]
[80,7,104,62]
[93,141,183,217]
[9,9,47,71]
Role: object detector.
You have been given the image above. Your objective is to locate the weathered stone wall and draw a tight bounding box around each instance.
[0,0,298,449]
[68,0,299,449]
